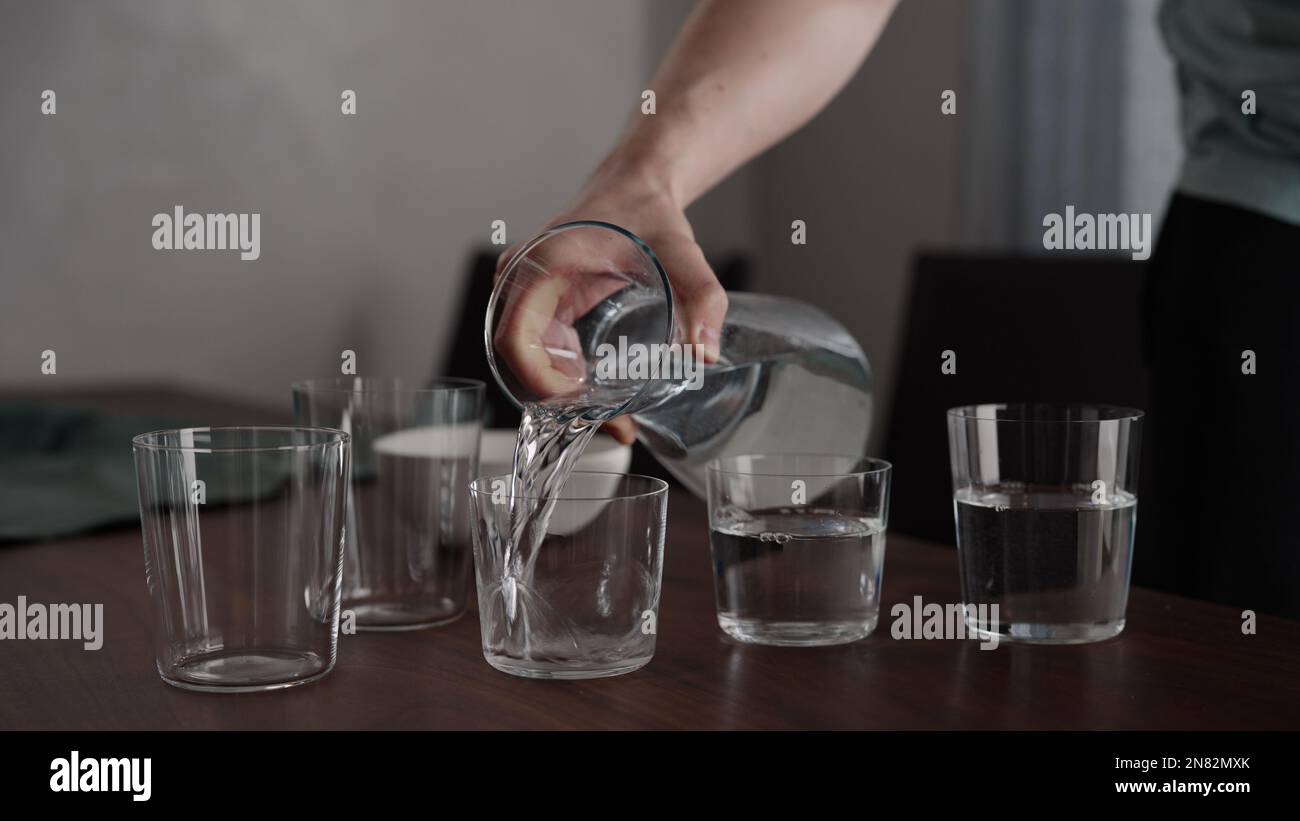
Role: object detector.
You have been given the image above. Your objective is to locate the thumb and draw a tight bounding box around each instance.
[658,237,728,363]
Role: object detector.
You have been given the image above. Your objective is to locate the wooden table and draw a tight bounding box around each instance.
[2,388,1298,730]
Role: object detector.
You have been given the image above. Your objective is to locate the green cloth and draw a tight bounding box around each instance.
[1161,0,1300,225]
[0,404,178,542]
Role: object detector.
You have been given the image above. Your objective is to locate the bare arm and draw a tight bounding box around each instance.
[499,0,897,442]
[611,0,899,207]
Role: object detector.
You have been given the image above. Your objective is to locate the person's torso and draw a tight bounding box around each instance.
[1160,0,1300,224]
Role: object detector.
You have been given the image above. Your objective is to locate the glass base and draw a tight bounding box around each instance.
[161,649,333,693]
[718,615,877,647]
[967,616,1125,645]
[483,655,652,680]
[345,598,467,631]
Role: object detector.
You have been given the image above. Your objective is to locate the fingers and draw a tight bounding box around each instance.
[493,274,586,400]
[657,236,728,362]
[601,416,638,445]
[492,231,647,403]
[495,242,524,278]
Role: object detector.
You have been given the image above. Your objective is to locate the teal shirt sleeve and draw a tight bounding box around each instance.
[1160,0,1300,224]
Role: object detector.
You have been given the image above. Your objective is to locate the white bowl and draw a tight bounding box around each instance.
[371,422,482,460]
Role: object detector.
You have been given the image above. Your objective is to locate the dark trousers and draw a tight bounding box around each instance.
[1140,193,1300,619]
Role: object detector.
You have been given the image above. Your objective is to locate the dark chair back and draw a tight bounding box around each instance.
[440,251,521,430]
[884,253,1149,545]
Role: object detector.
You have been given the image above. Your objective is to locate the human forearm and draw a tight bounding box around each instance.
[601,0,899,207]
[500,0,897,442]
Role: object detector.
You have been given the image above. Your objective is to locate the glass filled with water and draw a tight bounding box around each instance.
[293,377,484,630]
[706,454,892,646]
[469,472,666,679]
[947,403,1143,644]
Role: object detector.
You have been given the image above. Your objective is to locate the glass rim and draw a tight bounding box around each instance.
[483,219,674,417]
[707,453,892,479]
[291,376,485,395]
[946,402,1144,423]
[132,425,350,454]
[470,470,669,502]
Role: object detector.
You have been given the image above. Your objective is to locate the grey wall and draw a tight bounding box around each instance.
[729,0,1179,451]
[748,1,965,451]
[645,0,761,267]
[957,0,1181,248]
[0,0,650,405]
[0,0,1182,451]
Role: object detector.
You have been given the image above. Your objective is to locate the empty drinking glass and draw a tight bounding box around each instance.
[947,403,1143,644]
[469,472,666,679]
[486,220,873,497]
[293,377,484,630]
[132,426,349,692]
[706,454,892,646]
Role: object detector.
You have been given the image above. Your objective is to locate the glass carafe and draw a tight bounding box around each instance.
[485,221,872,495]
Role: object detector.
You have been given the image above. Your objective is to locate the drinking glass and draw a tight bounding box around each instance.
[132,426,349,692]
[293,377,484,630]
[946,403,1143,644]
[486,220,874,496]
[469,472,667,679]
[705,454,892,646]
[486,220,680,415]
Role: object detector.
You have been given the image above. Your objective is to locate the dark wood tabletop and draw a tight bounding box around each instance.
[2,387,1298,730]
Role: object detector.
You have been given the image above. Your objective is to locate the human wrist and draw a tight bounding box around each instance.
[592,132,691,210]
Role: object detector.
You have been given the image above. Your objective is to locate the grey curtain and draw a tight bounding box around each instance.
[959,0,1131,249]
